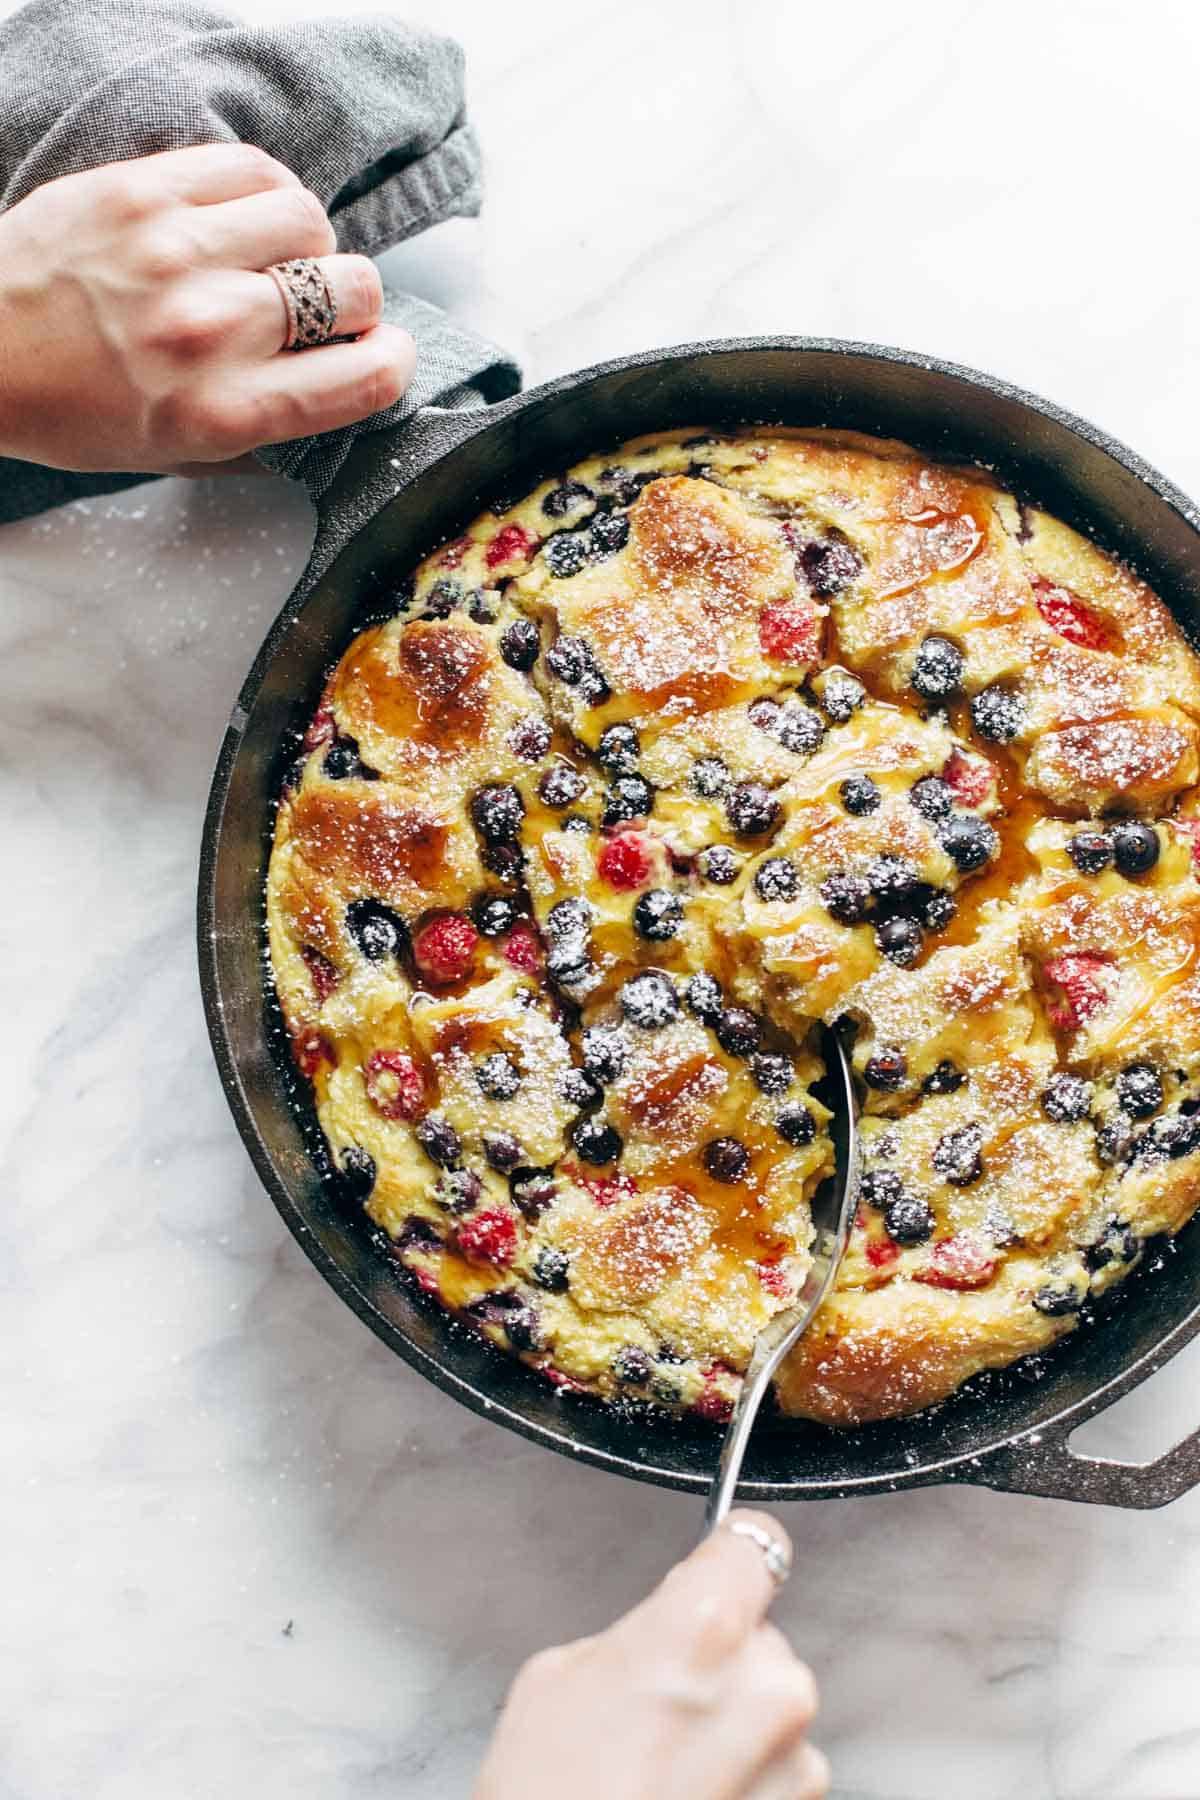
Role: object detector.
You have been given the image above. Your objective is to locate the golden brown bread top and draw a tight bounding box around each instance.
[266,426,1200,1428]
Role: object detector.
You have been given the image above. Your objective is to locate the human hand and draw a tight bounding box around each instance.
[0,143,414,475]
[475,1511,828,1800]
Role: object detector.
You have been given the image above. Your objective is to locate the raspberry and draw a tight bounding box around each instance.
[1043,952,1114,1031]
[364,1050,425,1120]
[942,748,993,808]
[866,1238,901,1269]
[1176,817,1200,869]
[580,1171,637,1208]
[455,1208,519,1266]
[303,703,335,751]
[755,1259,793,1299]
[413,913,478,983]
[1032,576,1115,652]
[502,920,543,973]
[292,1027,335,1080]
[598,831,655,890]
[300,944,340,1002]
[916,1232,997,1290]
[693,1368,736,1422]
[485,522,538,570]
[759,600,821,664]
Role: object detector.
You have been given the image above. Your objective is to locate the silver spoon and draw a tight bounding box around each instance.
[705,1025,861,1529]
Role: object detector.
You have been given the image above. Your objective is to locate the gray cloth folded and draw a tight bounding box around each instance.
[0,0,520,531]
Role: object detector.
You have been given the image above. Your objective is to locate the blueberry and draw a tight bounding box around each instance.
[820,670,866,722]
[1095,1111,1134,1166]
[620,971,679,1029]
[339,1145,376,1202]
[560,1067,602,1110]
[939,814,998,872]
[776,1103,816,1146]
[484,1131,523,1173]
[468,589,497,624]
[751,1053,794,1095]
[466,1290,540,1350]
[544,898,588,942]
[715,1007,761,1057]
[471,783,524,845]
[796,537,863,596]
[864,1048,908,1091]
[482,843,524,881]
[840,775,881,816]
[754,856,800,902]
[582,1024,630,1082]
[701,846,739,885]
[884,1194,936,1244]
[542,479,593,518]
[971,685,1026,743]
[544,532,590,578]
[346,898,407,962]
[749,698,782,734]
[1117,1062,1163,1120]
[1041,1073,1093,1123]
[912,635,965,702]
[546,944,593,988]
[1112,821,1160,878]
[910,775,954,821]
[395,1215,442,1254]
[323,735,375,780]
[860,1169,904,1209]
[1032,1284,1084,1317]
[876,915,923,967]
[509,716,552,761]
[476,1052,521,1100]
[603,775,655,826]
[598,723,640,775]
[932,1123,984,1186]
[511,1168,557,1219]
[423,578,463,618]
[633,887,684,941]
[1068,830,1113,875]
[1136,1112,1200,1163]
[918,888,957,932]
[1084,1221,1141,1270]
[704,1137,750,1182]
[777,703,826,756]
[434,1169,483,1213]
[613,1346,653,1384]
[923,1060,965,1095]
[866,854,921,903]
[600,466,659,505]
[539,763,586,808]
[415,1114,461,1169]
[684,973,723,1023]
[725,782,780,838]
[545,634,591,684]
[820,871,872,925]
[690,756,731,798]
[563,815,593,835]
[591,510,630,558]
[532,1246,571,1291]
[572,1116,623,1164]
[473,893,519,938]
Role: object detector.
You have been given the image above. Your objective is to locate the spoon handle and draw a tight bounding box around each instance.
[703,1028,860,1534]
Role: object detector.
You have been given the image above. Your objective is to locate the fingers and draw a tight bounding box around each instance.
[746,1743,831,1799]
[718,1622,819,1784]
[191,182,336,270]
[621,1511,793,1665]
[255,254,383,352]
[215,323,415,453]
[126,142,302,204]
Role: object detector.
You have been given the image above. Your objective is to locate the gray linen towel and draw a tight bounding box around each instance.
[0,0,520,543]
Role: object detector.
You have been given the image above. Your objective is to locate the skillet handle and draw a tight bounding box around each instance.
[975,1416,1200,1509]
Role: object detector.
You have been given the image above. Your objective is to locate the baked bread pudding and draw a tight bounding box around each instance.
[266,427,1200,1428]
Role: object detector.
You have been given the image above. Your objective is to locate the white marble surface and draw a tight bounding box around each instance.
[6,2,1200,1795]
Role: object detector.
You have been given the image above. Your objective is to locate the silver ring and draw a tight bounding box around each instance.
[264,257,339,352]
[728,1520,793,1587]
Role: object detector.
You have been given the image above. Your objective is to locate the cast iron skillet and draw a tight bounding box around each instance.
[199,336,1200,1509]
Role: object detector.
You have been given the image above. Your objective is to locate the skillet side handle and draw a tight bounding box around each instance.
[974,1417,1200,1509]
